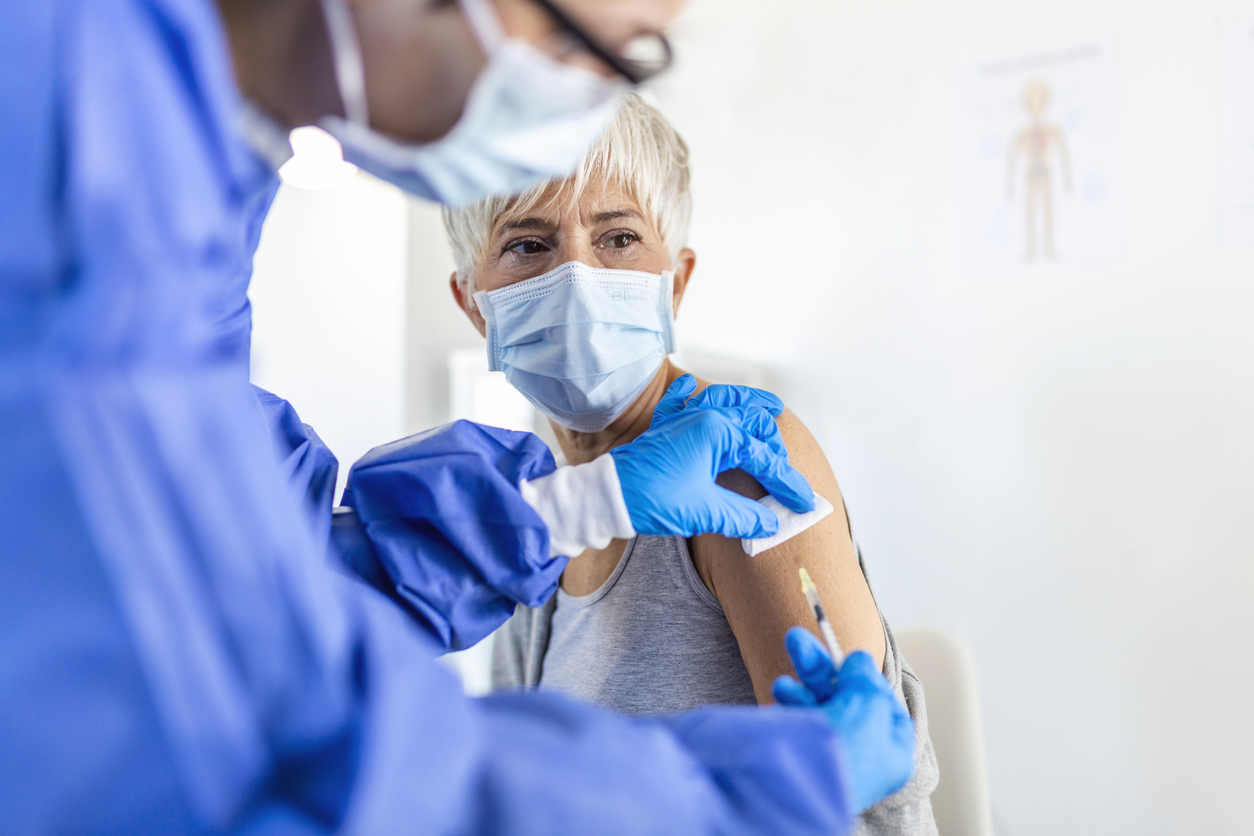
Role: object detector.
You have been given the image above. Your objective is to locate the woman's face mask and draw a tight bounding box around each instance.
[473,261,676,432]
[315,0,626,207]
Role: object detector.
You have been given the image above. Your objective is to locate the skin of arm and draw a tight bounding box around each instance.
[689,403,887,705]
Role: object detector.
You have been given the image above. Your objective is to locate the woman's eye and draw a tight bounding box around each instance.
[508,239,549,255]
[605,232,640,249]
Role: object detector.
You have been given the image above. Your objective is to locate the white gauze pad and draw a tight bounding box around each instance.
[741,494,835,556]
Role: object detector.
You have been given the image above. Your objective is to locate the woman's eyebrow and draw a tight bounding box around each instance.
[499,217,552,233]
[590,210,642,224]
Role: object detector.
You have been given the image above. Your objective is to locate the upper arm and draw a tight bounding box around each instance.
[689,410,887,705]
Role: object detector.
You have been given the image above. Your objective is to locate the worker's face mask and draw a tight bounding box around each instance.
[474,261,677,433]
[315,0,625,207]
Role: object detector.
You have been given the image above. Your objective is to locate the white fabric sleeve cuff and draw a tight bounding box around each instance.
[519,454,637,558]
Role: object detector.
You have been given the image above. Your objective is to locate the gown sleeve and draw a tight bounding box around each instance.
[252,378,570,652]
[253,385,341,546]
[341,420,569,652]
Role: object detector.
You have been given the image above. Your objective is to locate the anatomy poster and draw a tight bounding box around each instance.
[1221,7,1254,248]
[958,39,1124,268]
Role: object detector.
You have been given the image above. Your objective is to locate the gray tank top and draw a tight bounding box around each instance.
[491,532,943,836]
[529,535,756,715]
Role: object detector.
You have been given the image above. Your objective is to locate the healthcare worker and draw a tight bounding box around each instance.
[0,1,916,834]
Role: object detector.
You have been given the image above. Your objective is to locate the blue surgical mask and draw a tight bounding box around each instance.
[315,0,625,207]
[474,262,677,432]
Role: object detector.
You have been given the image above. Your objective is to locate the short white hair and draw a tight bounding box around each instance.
[443,92,692,296]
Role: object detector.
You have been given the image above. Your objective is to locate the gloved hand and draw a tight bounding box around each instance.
[650,374,808,517]
[773,627,916,814]
[610,376,815,539]
[650,373,787,422]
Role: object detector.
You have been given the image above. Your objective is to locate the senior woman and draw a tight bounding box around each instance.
[443,94,939,835]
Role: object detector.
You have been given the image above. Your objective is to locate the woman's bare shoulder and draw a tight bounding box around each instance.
[774,409,837,482]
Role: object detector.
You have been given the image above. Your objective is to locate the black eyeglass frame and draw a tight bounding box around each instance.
[527,0,674,85]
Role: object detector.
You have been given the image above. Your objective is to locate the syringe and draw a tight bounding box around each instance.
[799,567,845,668]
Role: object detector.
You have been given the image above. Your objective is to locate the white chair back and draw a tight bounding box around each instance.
[896,627,995,836]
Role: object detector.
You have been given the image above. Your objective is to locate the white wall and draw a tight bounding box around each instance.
[404,200,487,435]
[637,1,1252,834]
[250,174,408,499]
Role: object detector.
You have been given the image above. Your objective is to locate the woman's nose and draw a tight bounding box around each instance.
[553,232,599,268]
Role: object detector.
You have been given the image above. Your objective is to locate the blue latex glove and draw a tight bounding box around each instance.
[611,375,814,539]
[651,375,802,493]
[651,374,787,422]
[773,627,916,814]
[610,384,815,539]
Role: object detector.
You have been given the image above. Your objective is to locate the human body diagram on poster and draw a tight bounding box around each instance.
[1007,81,1072,262]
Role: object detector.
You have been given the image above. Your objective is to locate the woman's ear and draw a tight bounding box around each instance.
[671,248,696,318]
[449,271,488,337]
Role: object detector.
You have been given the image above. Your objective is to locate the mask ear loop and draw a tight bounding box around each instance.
[317,0,370,127]
[457,0,507,56]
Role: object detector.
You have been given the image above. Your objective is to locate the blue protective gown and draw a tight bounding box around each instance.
[0,1,857,833]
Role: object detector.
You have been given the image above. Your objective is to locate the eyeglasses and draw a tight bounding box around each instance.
[528,0,674,85]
